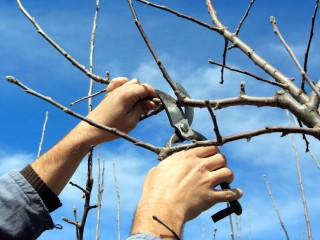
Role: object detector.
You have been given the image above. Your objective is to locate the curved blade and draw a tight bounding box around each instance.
[176,83,194,125]
[155,89,193,140]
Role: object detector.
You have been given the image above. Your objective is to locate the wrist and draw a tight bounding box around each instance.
[74,121,114,147]
[131,200,184,239]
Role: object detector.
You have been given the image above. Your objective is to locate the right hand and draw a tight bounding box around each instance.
[131,146,243,238]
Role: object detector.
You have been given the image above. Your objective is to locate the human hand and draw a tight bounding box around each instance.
[131,146,243,238]
[77,77,157,144]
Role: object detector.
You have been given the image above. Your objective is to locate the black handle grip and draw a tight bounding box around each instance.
[211,182,242,222]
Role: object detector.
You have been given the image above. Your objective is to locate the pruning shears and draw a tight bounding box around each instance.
[155,83,242,222]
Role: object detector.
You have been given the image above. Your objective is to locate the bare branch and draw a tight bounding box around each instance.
[235,0,256,36]
[95,146,105,240]
[62,217,80,227]
[69,181,88,195]
[205,101,222,144]
[270,16,320,98]
[263,175,289,240]
[184,89,320,129]
[37,111,49,158]
[136,0,221,33]
[208,60,288,89]
[113,160,121,240]
[158,125,320,160]
[77,146,95,240]
[286,111,313,240]
[302,0,319,90]
[220,39,229,84]
[70,89,107,107]
[228,206,235,240]
[88,0,101,112]
[213,227,218,240]
[247,204,252,240]
[127,0,183,99]
[6,76,161,155]
[235,215,242,240]
[206,0,309,104]
[16,0,109,84]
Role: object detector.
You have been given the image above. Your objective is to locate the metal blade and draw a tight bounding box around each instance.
[155,89,193,140]
[176,83,194,125]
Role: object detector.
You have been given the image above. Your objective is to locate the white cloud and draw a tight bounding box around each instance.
[0,151,35,175]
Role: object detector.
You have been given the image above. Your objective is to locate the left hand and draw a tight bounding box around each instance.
[78,77,158,144]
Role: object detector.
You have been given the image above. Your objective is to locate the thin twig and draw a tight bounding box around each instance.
[69,181,88,194]
[37,111,49,158]
[73,207,79,238]
[88,0,101,112]
[302,0,319,90]
[208,60,288,89]
[127,0,182,99]
[286,111,312,240]
[70,89,107,106]
[235,0,256,36]
[136,0,221,33]
[16,0,109,84]
[113,160,121,240]
[236,215,242,240]
[205,101,222,144]
[270,16,320,98]
[228,205,235,240]
[213,227,218,240]
[263,175,289,240]
[220,39,229,84]
[247,204,252,240]
[95,145,105,240]
[292,109,320,168]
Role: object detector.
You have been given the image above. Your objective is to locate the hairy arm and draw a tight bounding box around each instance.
[31,77,157,195]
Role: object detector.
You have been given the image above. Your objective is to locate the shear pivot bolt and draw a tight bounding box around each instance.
[180,123,189,133]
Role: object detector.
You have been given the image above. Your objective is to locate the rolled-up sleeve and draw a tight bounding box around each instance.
[127,233,162,240]
[0,171,54,240]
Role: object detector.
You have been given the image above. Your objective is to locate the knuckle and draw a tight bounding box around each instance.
[224,168,234,183]
[224,190,236,200]
[217,153,227,165]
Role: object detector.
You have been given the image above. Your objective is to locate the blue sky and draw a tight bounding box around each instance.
[1,0,320,239]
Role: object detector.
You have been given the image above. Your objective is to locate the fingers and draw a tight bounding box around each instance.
[209,167,235,187]
[187,146,220,158]
[210,188,243,204]
[107,77,129,93]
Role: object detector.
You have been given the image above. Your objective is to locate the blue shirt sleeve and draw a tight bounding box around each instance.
[127,233,162,240]
[0,170,55,240]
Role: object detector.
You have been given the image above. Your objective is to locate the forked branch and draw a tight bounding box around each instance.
[16,0,109,84]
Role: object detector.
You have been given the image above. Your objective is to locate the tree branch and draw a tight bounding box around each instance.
[263,175,289,240]
[136,0,222,33]
[302,0,319,90]
[205,0,309,104]
[270,16,320,98]
[158,126,320,160]
[234,0,256,36]
[6,76,161,155]
[37,111,49,158]
[208,60,288,89]
[127,0,183,99]
[16,0,109,84]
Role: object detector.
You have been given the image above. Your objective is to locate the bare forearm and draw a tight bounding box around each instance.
[31,122,105,195]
